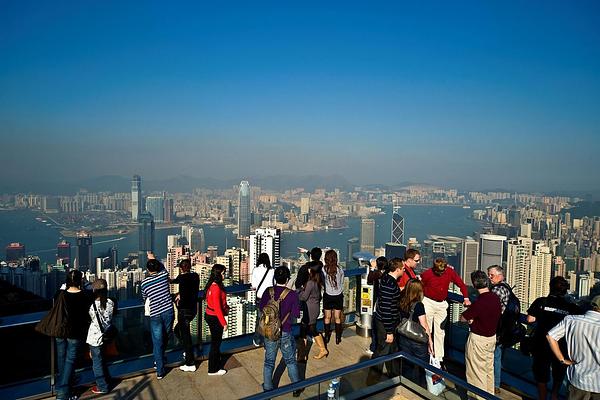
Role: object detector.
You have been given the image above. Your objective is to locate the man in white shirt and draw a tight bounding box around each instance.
[547,295,600,399]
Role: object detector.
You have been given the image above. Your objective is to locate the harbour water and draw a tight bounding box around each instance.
[0,205,482,264]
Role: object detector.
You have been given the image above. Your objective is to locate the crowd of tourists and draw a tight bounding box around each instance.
[39,247,600,400]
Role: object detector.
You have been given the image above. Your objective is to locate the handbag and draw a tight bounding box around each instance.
[92,301,118,343]
[396,303,428,344]
[35,291,71,338]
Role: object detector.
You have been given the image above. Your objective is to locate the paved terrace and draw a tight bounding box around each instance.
[46,327,522,400]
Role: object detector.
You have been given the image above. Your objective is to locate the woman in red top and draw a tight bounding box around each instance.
[204,264,228,376]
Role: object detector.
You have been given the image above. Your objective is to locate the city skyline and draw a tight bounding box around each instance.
[1,2,600,192]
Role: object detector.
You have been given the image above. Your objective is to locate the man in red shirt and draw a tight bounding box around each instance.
[461,270,502,397]
[421,258,471,362]
[397,249,420,290]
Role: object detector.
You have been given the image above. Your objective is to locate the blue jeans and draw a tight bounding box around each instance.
[494,345,502,388]
[398,334,429,386]
[90,345,109,392]
[55,338,82,400]
[150,309,174,376]
[263,332,300,391]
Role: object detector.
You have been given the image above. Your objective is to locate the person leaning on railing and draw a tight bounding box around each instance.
[421,258,471,364]
[461,270,501,398]
[546,295,600,400]
[322,250,345,345]
[56,270,94,400]
[526,276,581,400]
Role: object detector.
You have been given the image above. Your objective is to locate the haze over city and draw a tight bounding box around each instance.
[1,1,599,192]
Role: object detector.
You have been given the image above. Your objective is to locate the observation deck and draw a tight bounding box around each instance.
[0,268,551,399]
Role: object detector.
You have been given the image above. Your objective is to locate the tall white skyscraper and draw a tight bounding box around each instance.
[300,196,310,215]
[238,181,251,238]
[131,175,141,222]
[528,242,552,306]
[461,238,480,283]
[479,234,507,270]
[182,225,205,253]
[249,228,281,276]
[506,237,533,307]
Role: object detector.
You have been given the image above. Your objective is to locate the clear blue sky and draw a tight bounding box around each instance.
[1,1,599,191]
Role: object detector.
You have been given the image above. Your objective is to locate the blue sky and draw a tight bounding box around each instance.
[1,1,599,191]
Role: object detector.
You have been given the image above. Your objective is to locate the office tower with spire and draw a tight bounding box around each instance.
[131,175,142,222]
[360,218,375,255]
[391,206,405,244]
[238,181,251,238]
[138,211,155,268]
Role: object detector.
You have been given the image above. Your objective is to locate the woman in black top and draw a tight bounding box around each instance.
[397,279,432,386]
[56,270,93,400]
[171,258,200,371]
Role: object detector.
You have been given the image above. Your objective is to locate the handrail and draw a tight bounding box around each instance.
[0,268,367,330]
[241,351,498,400]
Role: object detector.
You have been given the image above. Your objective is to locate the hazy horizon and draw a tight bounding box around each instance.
[1,2,599,192]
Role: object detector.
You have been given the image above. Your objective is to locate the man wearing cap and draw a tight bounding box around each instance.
[421,258,471,363]
[546,295,600,400]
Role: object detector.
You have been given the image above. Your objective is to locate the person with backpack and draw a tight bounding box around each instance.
[487,264,513,395]
[86,279,115,394]
[259,266,303,397]
[527,276,581,400]
[204,263,228,376]
[251,253,274,347]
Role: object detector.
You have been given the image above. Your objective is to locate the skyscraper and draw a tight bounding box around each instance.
[138,211,155,268]
[300,196,310,215]
[182,225,205,253]
[346,237,359,264]
[75,233,93,273]
[391,207,405,244]
[479,234,507,270]
[529,242,552,306]
[146,196,165,223]
[57,240,71,266]
[360,218,375,255]
[238,181,251,238]
[506,237,533,307]
[249,227,280,275]
[461,239,480,283]
[131,175,141,222]
[385,242,407,260]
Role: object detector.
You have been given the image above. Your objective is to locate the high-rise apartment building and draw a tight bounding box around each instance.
[528,243,552,306]
[131,175,142,222]
[360,218,375,255]
[461,239,480,283]
[249,227,280,276]
[300,196,310,215]
[166,245,186,293]
[238,181,251,238]
[182,225,205,253]
[224,247,248,283]
[146,196,165,223]
[391,207,405,244]
[138,212,155,268]
[479,234,507,270]
[346,237,360,264]
[506,237,533,307]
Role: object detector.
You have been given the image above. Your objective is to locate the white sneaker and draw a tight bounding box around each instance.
[179,364,197,372]
[252,339,261,347]
[365,348,374,356]
[208,369,227,376]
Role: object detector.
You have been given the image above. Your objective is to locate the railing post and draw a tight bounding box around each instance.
[50,336,55,395]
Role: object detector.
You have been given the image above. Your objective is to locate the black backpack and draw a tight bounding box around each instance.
[496,283,525,348]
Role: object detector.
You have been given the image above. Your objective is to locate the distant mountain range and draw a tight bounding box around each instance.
[1,174,357,194]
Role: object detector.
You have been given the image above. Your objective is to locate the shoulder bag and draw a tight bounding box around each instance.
[396,302,428,344]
